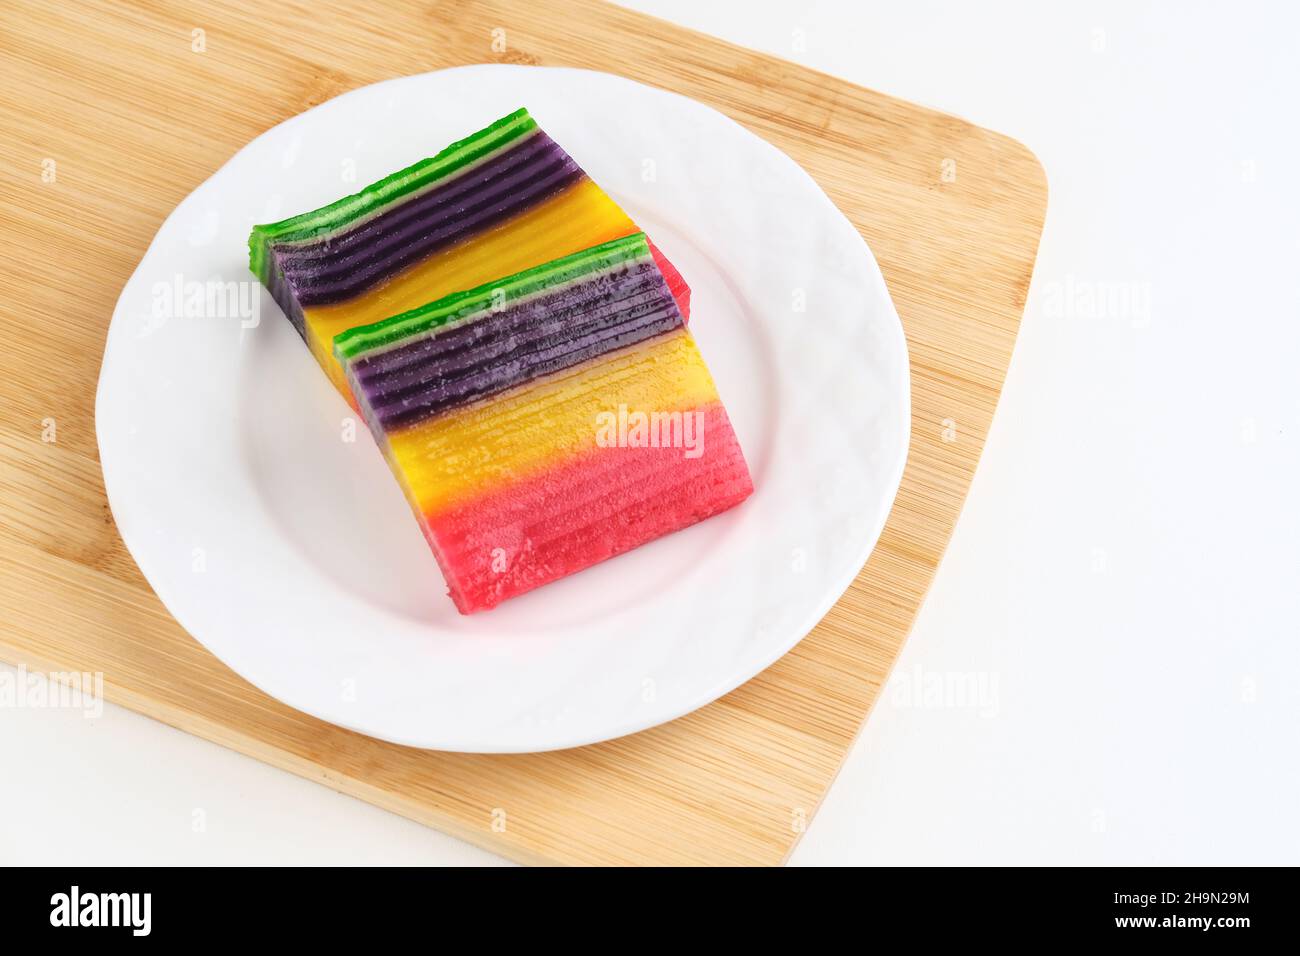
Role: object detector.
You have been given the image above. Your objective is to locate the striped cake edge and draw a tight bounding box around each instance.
[247,107,537,282]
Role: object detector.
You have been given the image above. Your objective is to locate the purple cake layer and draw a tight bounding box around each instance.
[369,306,680,429]
[353,259,663,382]
[276,134,583,307]
[266,261,305,338]
[274,132,563,266]
[352,259,680,429]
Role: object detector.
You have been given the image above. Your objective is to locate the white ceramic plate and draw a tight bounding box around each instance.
[96,65,909,752]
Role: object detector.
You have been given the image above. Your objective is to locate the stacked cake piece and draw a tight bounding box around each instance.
[249,108,688,398]
[334,233,752,612]
[251,111,750,614]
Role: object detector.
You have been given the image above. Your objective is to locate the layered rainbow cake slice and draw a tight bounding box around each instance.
[249,108,689,398]
[335,233,752,614]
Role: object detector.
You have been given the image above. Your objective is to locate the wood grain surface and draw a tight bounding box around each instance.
[0,0,1046,865]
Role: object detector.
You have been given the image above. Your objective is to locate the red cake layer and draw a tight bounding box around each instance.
[647,237,691,320]
[421,402,751,613]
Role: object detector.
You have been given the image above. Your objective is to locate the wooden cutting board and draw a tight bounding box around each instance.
[0,0,1046,865]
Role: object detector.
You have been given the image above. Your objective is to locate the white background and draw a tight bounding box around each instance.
[4,0,1297,865]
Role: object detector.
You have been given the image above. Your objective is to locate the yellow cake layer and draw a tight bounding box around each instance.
[383,330,719,518]
[303,177,639,395]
